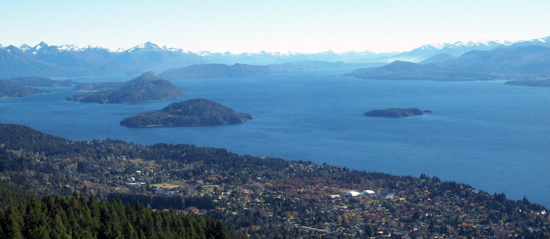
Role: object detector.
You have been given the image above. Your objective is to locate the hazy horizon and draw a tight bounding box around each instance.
[2,0,549,54]
[2,34,548,56]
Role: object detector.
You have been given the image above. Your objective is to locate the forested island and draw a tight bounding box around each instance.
[120,98,253,127]
[66,72,186,104]
[0,123,548,238]
[364,108,431,118]
[0,80,47,98]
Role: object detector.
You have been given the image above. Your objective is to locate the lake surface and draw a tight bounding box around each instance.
[1,69,549,207]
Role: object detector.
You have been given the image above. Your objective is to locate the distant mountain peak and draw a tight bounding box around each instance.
[19,44,31,51]
[509,36,550,48]
[126,42,163,52]
[34,42,45,52]
[140,41,159,49]
[138,71,158,78]
[22,41,63,55]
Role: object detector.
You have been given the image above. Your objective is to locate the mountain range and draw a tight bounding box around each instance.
[1,36,549,78]
[345,45,550,81]
[389,36,550,62]
[0,42,205,78]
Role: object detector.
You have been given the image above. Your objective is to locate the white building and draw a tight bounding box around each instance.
[361,190,376,196]
[345,191,360,197]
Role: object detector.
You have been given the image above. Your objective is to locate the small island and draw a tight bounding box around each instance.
[120,98,253,127]
[66,72,185,104]
[364,108,431,118]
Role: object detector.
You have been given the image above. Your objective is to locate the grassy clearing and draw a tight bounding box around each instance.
[151,182,188,188]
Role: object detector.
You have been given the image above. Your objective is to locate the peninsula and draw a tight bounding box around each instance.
[505,79,550,87]
[364,108,431,118]
[159,63,272,80]
[66,72,185,104]
[120,98,253,127]
[0,80,47,98]
[2,77,77,87]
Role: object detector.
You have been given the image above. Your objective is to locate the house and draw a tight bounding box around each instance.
[378,192,395,200]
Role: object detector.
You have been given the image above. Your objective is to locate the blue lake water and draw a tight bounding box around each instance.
[2,69,549,207]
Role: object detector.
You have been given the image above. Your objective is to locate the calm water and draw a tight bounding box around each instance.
[2,70,549,207]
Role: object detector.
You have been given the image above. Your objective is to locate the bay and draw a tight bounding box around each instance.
[1,69,549,207]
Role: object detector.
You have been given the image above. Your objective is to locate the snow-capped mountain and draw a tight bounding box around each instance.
[508,36,550,48]
[55,44,123,53]
[125,42,164,53]
[124,42,186,53]
[391,40,513,62]
[21,42,56,55]
[19,44,31,51]
[20,42,123,55]
[427,40,511,50]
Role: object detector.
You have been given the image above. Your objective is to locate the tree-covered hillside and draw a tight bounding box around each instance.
[0,193,232,239]
[66,72,185,104]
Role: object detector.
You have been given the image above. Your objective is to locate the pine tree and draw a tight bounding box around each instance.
[50,214,71,239]
[5,206,24,239]
[123,220,138,239]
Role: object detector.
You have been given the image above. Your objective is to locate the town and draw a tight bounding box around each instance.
[1,124,548,238]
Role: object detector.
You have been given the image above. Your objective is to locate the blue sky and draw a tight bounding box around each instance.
[1,0,549,53]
